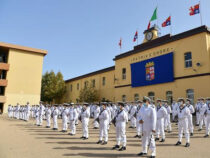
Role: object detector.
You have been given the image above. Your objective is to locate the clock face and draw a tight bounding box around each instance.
[146,32,153,41]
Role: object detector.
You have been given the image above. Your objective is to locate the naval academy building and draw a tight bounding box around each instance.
[64,26,210,104]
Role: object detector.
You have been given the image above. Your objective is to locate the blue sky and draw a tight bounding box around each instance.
[0,0,209,80]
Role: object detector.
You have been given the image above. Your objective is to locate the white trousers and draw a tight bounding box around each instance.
[116,123,126,146]
[62,117,68,131]
[130,117,136,127]
[99,121,108,142]
[142,131,156,156]
[82,120,89,138]
[156,118,165,139]
[136,122,142,136]
[53,116,58,129]
[178,118,190,143]
[205,115,210,135]
[69,120,76,134]
[164,114,172,131]
[46,116,51,127]
[199,115,207,129]
[187,114,194,133]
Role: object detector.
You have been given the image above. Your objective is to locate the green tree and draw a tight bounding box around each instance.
[41,71,66,103]
[79,86,99,103]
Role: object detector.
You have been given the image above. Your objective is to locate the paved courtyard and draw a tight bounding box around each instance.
[0,115,209,158]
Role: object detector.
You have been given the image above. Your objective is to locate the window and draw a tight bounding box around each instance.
[77,83,79,90]
[0,87,5,95]
[148,92,155,101]
[70,85,73,92]
[186,89,194,104]
[184,52,192,68]
[134,94,139,102]
[122,95,126,102]
[92,79,95,87]
[102,77,106,86]
[84,81,88,88]
[122,68,126,80]
[166,91,173,104]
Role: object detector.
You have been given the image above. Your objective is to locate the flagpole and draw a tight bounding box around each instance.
[136,28,139,45]
[156,0,158,27]
[170,14,172,35]
[199,1,203,26]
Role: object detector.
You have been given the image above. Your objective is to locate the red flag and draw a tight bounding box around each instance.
[189,4,200,16]
[133,31,138,42]
[118,38,122,48]
[147,22,151,30]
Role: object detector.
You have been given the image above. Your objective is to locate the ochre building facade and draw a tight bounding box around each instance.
[0,42,47,113]
[65,26,210,104]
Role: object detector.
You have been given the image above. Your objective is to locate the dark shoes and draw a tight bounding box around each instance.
[204,134,209,138]
[112,145,120,150]
[119,146,126,151]
[102,141,107,145]
[97,140,102,144]
[155,138,159,141]
[190,133,193,136]
[137,152,147,156]
[160,139,165,142]
[185,143,190,147]
[83,137,88,140]
[198,129,202,131]
[134,135,141,138]
[175,141,181,146]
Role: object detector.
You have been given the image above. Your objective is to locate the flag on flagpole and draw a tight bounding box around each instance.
[118,38,122,48]
[147,7,157,29]
[189,4,200,16]
[162,16,171,27]
[133,31,138,42]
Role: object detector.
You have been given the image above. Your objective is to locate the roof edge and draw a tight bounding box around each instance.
[0,42,47,56]
[113,25,210,61]
[65,66,115,83]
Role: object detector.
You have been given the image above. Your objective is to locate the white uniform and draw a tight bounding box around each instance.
[195,102,200,125]
[35,106,39,125]
[172,102,178,121]
[81,107,90,138]
[53,107,59,129]
[164,104,172,132]
[62,108,69,131]
[136,105,143,136]
[130,105,137,128]
[39,105,45,126]
[25,104,31,121]
[139,104,156,156]
[46,107,51,127]
[69,107,78,135]
[99,108,109,142]
[204,103,210,135]
[115,109,128,147]
[176,105,191,143]
[199,102,207,129]
[93,106,100,128]
[186,104,195,134]
[156,105,167,140]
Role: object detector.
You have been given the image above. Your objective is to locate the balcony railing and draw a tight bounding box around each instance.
[0,96,6,103]
[0,80,8,86]
[0,63,9,71]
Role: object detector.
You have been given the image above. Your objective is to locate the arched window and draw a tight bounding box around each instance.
[134,94,139,102]
[186,89,194,104]
[148,92,155,101]
[166,91,173,104]
[122,95,126,102]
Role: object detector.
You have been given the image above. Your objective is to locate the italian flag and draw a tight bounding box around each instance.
[147,7,157,29]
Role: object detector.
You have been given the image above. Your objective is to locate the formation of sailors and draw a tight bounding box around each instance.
[7,97,210,158]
